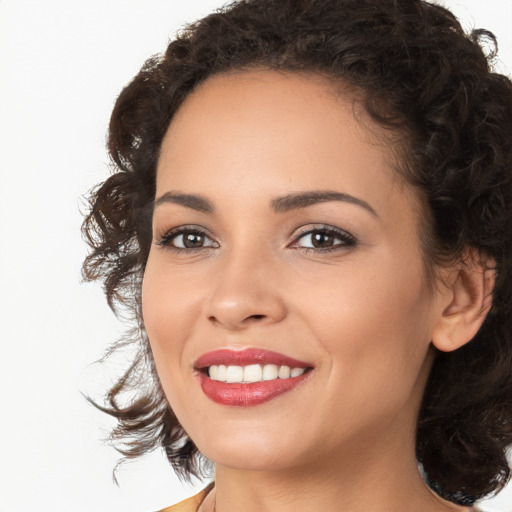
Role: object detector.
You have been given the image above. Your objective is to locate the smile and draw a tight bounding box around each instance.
[194,348,314,406]
[209,364,306,383]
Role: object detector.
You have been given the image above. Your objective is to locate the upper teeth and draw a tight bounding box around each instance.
[208,364,306,383]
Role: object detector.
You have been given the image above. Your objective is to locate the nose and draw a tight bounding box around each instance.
[205,248,287,331]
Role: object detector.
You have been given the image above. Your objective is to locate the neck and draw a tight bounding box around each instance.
[203,419,468,512]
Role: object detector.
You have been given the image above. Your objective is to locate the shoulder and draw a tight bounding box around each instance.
[157,485,213,512]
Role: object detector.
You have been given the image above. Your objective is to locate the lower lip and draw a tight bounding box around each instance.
[197,371,312,407]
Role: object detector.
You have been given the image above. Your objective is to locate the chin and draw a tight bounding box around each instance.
[195,429,308,472]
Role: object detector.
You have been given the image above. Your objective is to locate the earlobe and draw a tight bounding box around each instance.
[431,252,496,353]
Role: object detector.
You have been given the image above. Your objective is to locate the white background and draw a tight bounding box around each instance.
[1,1,511,511]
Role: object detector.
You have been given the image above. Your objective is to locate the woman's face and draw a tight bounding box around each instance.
[142,70,448,472]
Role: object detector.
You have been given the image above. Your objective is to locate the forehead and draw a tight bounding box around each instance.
[156,69,418,220]
[163,70,388,160]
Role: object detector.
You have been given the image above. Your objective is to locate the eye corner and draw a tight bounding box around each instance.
[289,224,357,253]
[154,225,219,252]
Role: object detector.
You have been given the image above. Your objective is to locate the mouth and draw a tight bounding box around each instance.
[204,363,309,383]
[194,348,314,407]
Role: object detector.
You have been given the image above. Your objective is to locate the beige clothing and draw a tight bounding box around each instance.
[158,485,483,512]
[159,485,212,512]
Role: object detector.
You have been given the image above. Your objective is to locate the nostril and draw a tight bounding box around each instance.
[207,313,267,328]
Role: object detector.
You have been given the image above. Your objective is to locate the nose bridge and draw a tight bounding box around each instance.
[206,234,286,329]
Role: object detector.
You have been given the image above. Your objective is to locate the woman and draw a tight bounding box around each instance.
[82,0,512,510]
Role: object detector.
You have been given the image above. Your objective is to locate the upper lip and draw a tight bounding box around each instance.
[194,348,313,369]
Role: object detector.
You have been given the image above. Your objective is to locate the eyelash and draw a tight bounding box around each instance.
[156,226,218,254]
[155,225,357,254]
[290,225,356,253]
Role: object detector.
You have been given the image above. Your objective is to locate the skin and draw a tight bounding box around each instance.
[142,70,489,511]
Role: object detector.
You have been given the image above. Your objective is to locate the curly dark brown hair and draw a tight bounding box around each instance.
[82,0,512,505]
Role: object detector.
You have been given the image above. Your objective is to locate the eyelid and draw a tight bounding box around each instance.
[154,223,356,253]
[288,224,357,251]
[155,224,219,250]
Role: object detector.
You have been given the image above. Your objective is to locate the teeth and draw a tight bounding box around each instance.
[209,365,219,380]
[207,364,307,383]
[278,366,290,379]
[263,364,278,381]
[291,368,305,377]
[226,365,244,383]
[244,364,263,383]
[217,365,227,381]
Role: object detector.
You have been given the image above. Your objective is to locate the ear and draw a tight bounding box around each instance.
[431,251,496,353]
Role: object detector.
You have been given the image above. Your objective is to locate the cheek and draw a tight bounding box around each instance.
[299,269,434,443]
[299,254,434,384]
[141,257,192,379]
[141,265,190,415]
[142,254,200,343]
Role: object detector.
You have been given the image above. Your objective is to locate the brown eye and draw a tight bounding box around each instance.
[181,232,206,248]
[157,228,218,251]
[291,226,356,252]
[310,231,336,248]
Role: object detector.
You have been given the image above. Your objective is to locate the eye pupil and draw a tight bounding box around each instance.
[312,232,334,248]
[184,232,204,248]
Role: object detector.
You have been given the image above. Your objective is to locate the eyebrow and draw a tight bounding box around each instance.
[271,191,378,217]
[154,191,214,214]
[154,190,378,217]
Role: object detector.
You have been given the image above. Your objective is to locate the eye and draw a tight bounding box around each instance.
[156,227,218,251]
[290,226,356,252]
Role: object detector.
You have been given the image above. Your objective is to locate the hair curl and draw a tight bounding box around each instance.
[82,0,512,504]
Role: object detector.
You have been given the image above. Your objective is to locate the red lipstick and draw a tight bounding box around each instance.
[195,348,311,369]
[194,348,313,407]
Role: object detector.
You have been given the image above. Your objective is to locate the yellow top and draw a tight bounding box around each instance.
[158,485,213,512]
